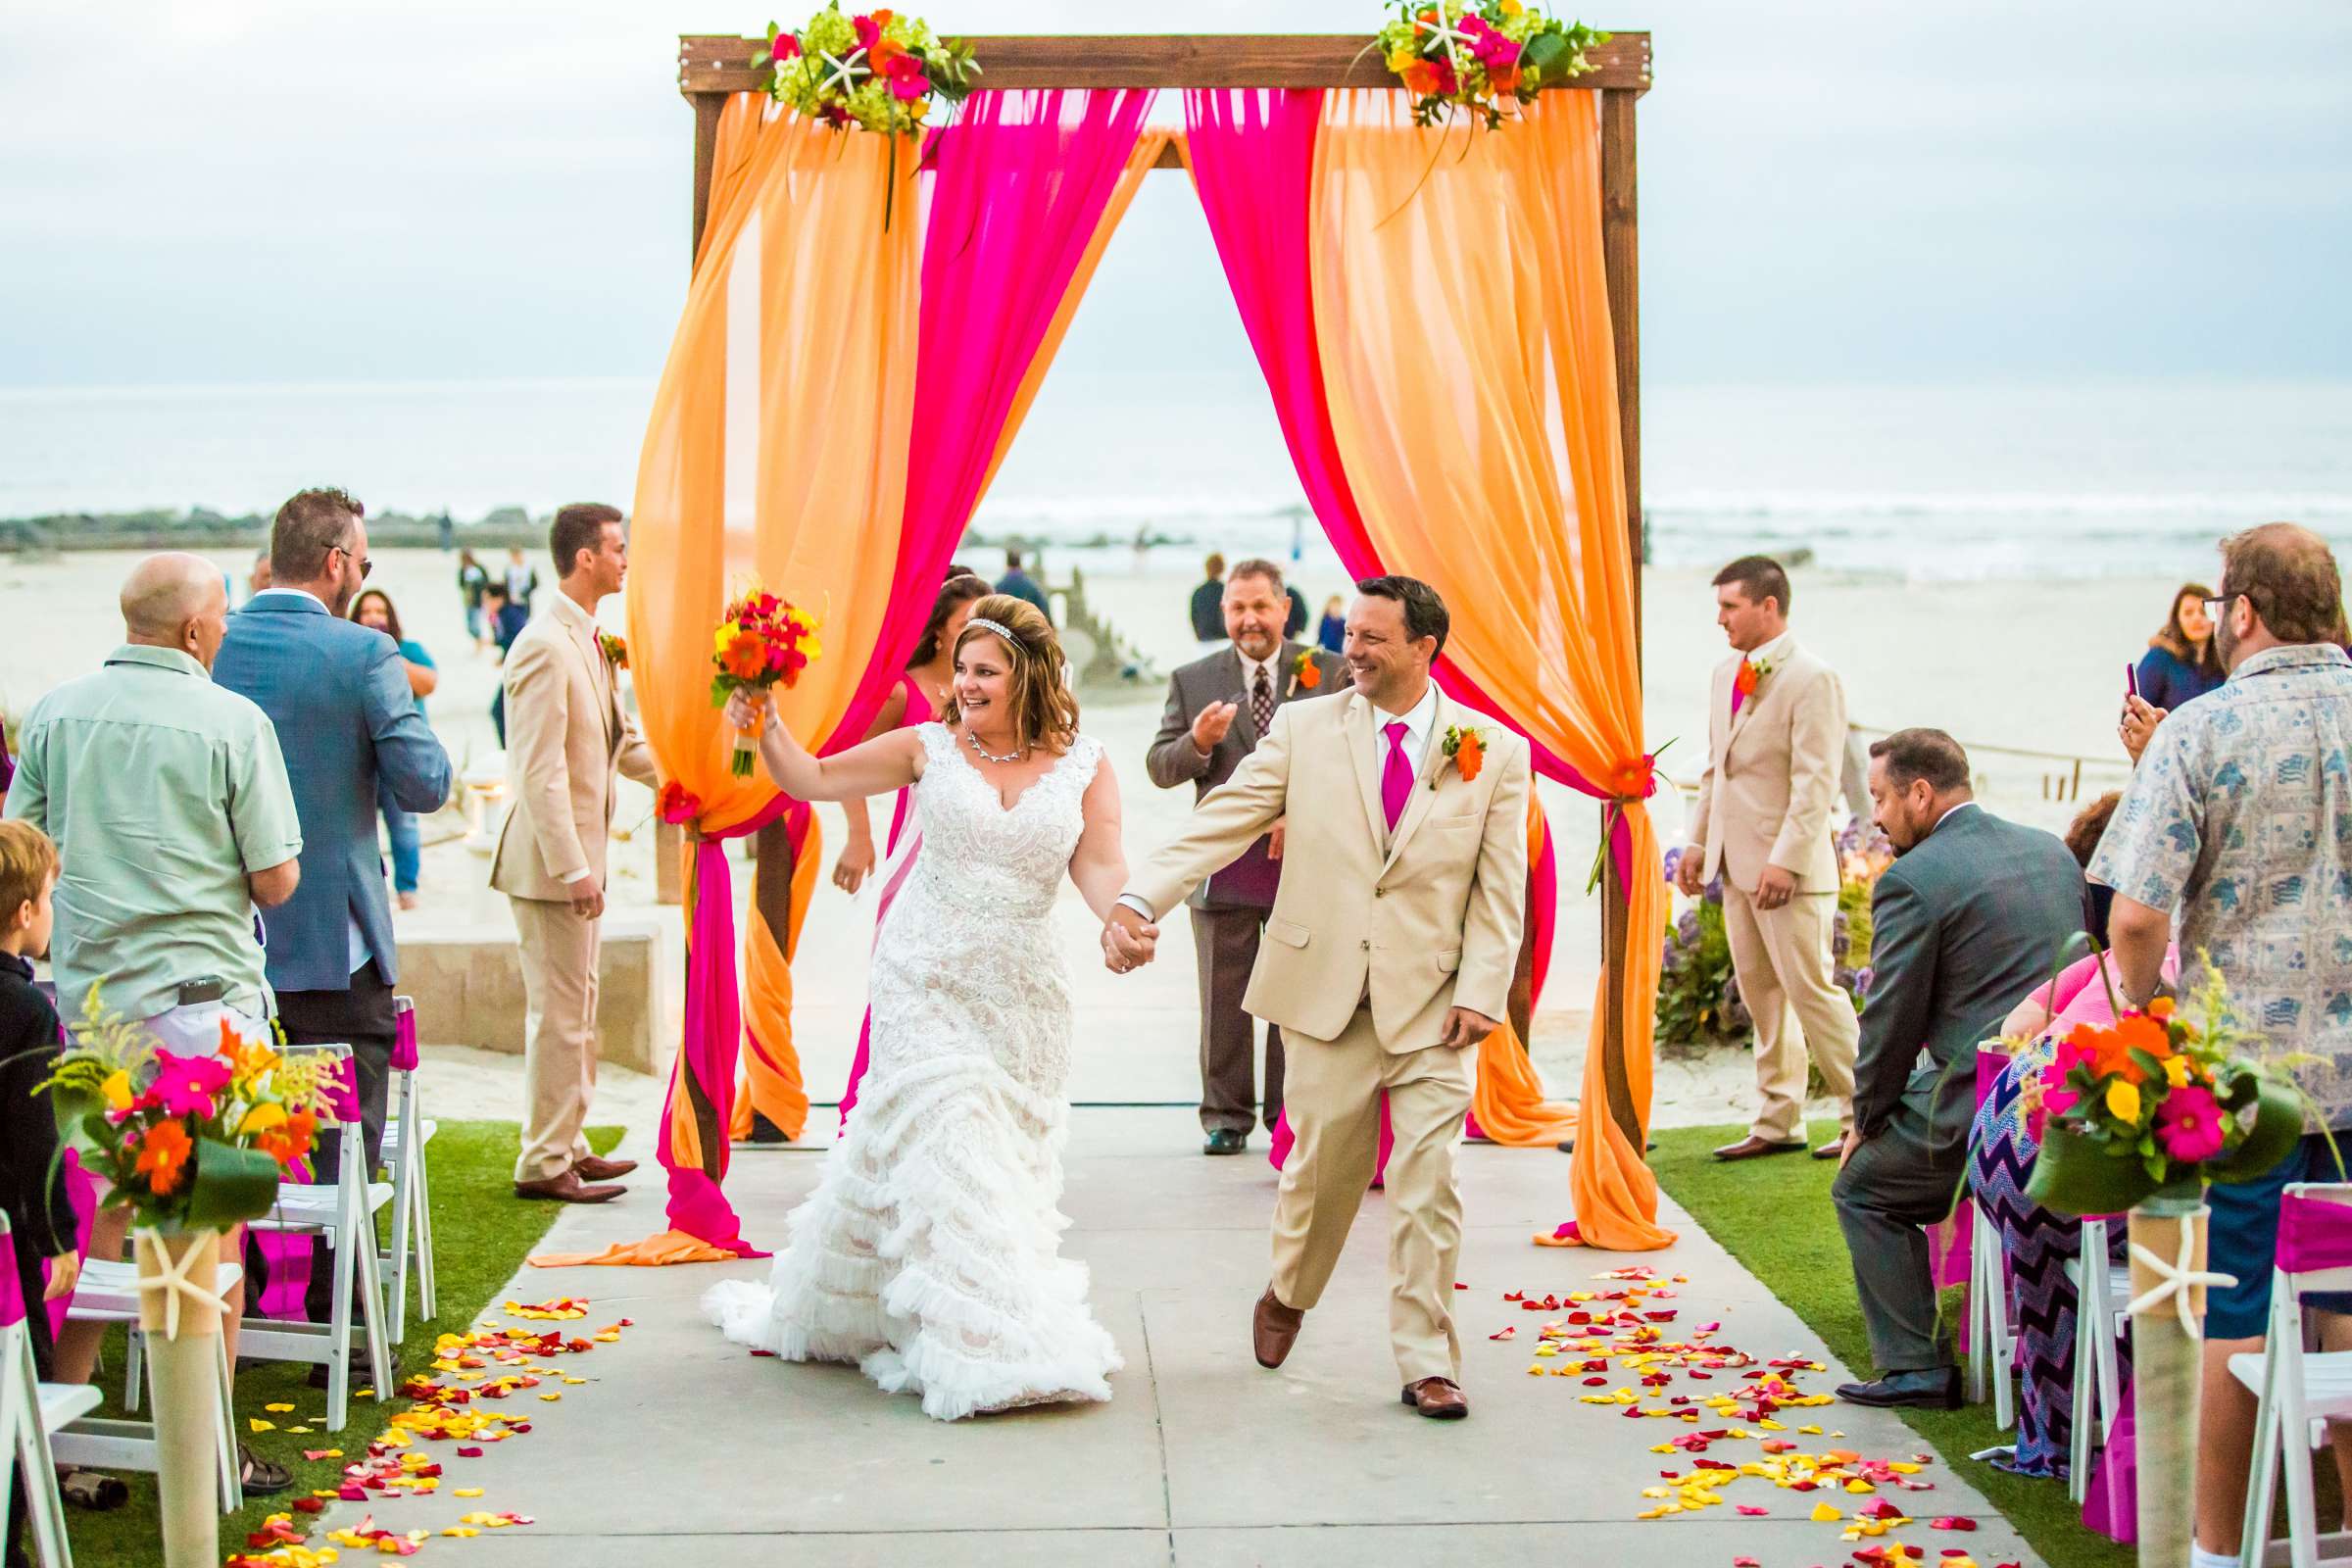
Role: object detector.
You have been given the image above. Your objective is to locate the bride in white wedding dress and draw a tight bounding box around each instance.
[702,594,1147,1420]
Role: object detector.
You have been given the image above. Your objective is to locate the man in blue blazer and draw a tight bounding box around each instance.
[215,487,451,1341]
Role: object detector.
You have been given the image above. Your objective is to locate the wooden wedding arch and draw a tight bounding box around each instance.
[668,27,1658,1158]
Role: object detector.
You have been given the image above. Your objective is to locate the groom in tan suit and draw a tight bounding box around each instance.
[1107,576,1531,1421]
[1678,555,1857,1162]
[494,503,660,1202]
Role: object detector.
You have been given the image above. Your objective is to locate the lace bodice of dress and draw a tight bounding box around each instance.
[908,724,1101,922]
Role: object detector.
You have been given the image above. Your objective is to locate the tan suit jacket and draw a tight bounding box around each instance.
[1685,642,1844,894]
[491,592,658,901]
[1126,687,1532,1053]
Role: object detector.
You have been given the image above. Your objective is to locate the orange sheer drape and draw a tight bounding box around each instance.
[1312,90,1672,1250]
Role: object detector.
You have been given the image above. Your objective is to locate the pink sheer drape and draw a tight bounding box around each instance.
[828,89,1152,753]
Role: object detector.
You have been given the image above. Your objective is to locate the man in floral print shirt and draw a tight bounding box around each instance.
[2091,521,2352,1566]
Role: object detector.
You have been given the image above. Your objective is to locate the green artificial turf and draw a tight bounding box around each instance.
[55,1121,623,1568]
[1650,1123,2133,1568]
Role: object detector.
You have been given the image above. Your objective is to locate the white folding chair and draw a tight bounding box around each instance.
[63,1255,245,1512]
[1964,1199,2022,1427]
[2238,1183,2352,1568]
[376,996,437,1345]
[2,1214,99,1568]
[238,1044,394,1432]
[2064,1215,2132,1503]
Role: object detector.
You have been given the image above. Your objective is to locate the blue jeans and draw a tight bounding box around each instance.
[380,779,420,895]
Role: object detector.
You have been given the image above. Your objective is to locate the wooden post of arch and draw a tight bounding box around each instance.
[671,31,1654,1145]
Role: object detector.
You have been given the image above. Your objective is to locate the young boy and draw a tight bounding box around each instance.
[1,820,81,1567]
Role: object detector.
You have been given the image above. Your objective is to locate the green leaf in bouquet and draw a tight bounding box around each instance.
[2205,1074,2303,1185]
[1522,30,1571,74]
[2026,1118,2159,1216]
[182,1137,283,1230]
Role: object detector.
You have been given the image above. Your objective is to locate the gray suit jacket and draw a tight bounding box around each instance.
[214,595,452,993]
[1853,804,2086,1149]
[1145,642,1348,909]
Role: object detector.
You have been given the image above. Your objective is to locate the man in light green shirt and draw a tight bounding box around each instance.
[6,554,304,1034]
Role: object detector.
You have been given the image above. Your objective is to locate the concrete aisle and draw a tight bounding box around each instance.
[357,1110,2042,1568]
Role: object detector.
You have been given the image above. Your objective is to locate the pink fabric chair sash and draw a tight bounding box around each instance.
[0,1226,24,1330]
[393,1000,418,1072]
[2278,1192,2352,1275]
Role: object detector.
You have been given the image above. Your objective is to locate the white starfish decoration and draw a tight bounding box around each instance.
[1413,0,1476,70]
[816,45,869,97]
[2126,1225,2238,1340]
[133,1228,234,1342]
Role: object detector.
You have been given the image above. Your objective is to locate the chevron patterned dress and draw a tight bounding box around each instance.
[1968,1049,2132,1478]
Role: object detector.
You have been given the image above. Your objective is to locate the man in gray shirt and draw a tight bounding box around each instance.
[8,553,303,1045]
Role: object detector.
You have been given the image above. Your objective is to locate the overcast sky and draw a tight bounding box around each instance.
[4,0,2347,389]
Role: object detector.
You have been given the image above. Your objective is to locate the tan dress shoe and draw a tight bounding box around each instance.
[514,1170,625,1203]
[1401,1377,1468,1419]
[1252,1287,1304,1369]
[572,1154,638,1182]
[1711,1135,1806,1162]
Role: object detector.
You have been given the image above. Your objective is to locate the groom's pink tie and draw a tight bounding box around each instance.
[1381,721,1413,833]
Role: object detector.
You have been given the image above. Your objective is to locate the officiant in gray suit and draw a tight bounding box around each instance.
[1147,560,1348,1155]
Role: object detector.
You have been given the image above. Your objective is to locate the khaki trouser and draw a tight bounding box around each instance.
[1271,1004,1470,1387]
[511,895,601,1183]
[1721,883,1858,1144]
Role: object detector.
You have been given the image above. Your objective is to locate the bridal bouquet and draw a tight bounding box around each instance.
[710,588,822,777]
[2023,963,2303,1216]
[1375,1,1608,129]
[37,989,334,1230]
[760,4,979,137]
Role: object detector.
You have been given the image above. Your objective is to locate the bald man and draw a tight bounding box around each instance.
[7,552,303,1048]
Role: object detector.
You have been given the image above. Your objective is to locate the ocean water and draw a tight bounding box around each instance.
[3,374,2347,581]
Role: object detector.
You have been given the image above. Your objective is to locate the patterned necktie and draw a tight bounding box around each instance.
[1252,664,1274,735]
[1382,721,1413,833]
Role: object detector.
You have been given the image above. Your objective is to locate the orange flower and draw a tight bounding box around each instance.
[1455,730,1485,782]
[1399,58,1445,95]
[868,36,906,72]
[1489,64,1521,95]
[1291,650,1320,691]
[260,1107,318,1169]
[1734,659,1760,699]
[721,630,767,681]
[2148,997,2176,1019]
[136,1119,194,1195]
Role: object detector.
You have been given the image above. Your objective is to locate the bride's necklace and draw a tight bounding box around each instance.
[965,728,1028,765]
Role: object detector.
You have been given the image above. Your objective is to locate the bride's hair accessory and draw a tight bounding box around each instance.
[965,616,1017,644]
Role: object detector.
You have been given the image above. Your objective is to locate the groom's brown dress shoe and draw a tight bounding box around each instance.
[514,1170,624,1203]
[1711,1135,1806,1162]
[1400,1377,1469,1419]
[1252,1288,1303,1369]
[572,1154,638,1182]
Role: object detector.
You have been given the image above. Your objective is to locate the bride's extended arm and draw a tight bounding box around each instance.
[1067,755,1131,924]
[726,690,923,803]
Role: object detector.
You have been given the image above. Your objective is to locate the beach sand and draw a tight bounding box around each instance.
[0,546,2164,1122]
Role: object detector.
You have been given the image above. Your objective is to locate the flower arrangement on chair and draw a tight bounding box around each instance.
[1374,0,1609,129]
[35,989,336,1567]
[760,4,979,137]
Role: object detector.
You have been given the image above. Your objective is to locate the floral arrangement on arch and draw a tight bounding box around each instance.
[36,988,336,1231]
[760,4,979,136]
[1375,0,1609,129]
[2021,959,2305,1215]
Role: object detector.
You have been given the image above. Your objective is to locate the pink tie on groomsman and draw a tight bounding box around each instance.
[1382,721,1414,832]
[1731,656,1760,718]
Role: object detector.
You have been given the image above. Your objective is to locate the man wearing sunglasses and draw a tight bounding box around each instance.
[215,487,450,1359]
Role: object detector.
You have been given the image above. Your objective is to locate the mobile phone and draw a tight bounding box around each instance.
[2124,663,2138,701]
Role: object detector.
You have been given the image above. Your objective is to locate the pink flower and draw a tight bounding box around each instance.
[151,1050,231,1119]
[2154,1083,2228,1163]
[767,31,801,62]
[853,13,881,51]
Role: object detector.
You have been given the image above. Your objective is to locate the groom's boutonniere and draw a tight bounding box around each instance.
[600,632,628,671]
[1288,648,1321,697]
[1735,652,1775,700]
[1433,724,1488,790]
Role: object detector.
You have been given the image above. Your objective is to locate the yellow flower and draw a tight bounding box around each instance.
[1388,44,1419,71]
[2163,1055,2191,1089]
[2105,1078,2142,1124]
[100,1069,133,1112]
[240,1102,289,1138]
[1501,0,1526,13]
[712,625,735,656]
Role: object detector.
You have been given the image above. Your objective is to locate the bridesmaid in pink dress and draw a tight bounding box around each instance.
[834,569,994,1132]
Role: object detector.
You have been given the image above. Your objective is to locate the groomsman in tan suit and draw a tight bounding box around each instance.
[1108,577,1531,1420]
[494,504,660,1202]
[1678,556,1858,1162]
